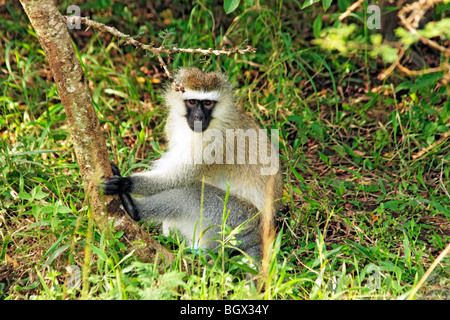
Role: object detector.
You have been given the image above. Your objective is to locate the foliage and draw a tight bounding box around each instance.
[1,0,449,300]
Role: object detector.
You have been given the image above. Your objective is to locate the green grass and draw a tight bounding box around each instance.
[1,1,449,300]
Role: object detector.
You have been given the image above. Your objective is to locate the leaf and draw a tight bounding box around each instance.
[395,81,413,93]
[310,123,324,141]
[286,115,303,124]
[115,231,124,239]
[322,0,333,11]
[420,18,450,38]
[91,245,108,261]
[41,233,69,263]
[43,244,70,267]
[412,73,443,91]
[57,205,73,214]
[383,200,401,211]
[17,192,31,200]
[318,151,329,164]
[370,34,382,46]
[224,0,240,14]
[292,187,303,194]
[371,44,399,63]
[302,0,321,9]
[377,178,386,194]
[41,206,56,214]
[396,27,419,46]
[313,14,323,38]
[291,166,305,181]
[34,189,47,200]
[138,128,146,144]
[337,0,350,11]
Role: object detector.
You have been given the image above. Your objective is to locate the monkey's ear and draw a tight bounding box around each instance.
[110,162,121,176]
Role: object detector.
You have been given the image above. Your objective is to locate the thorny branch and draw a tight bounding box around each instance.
[63,15,256,91]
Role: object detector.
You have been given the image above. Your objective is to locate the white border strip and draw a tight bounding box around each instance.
[181,90,220,101]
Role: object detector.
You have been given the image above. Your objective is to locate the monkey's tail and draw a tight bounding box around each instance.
[260,175,276,287]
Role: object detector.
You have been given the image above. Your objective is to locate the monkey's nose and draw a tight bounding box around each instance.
[193,114,204,121]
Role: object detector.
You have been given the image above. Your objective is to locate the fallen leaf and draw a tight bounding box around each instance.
[371,213,378,223]
[6,254,19,269]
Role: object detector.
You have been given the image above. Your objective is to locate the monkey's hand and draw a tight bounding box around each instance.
[102,175,133,195]
[101,162,141,221]
[110,162,121,176]
[101,162,133,195]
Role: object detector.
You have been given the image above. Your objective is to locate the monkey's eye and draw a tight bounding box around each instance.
[203,100,215,109]
[185,99,197,108]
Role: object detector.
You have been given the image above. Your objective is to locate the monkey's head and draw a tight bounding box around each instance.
[164,68,234,133]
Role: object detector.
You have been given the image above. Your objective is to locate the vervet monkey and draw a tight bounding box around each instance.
[102,67,283,260]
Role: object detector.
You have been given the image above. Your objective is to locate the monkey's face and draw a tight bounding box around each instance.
[164,68,233,134]
[184,99,216,132]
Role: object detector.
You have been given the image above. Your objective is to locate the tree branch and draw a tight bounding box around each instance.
[63,15,256,91]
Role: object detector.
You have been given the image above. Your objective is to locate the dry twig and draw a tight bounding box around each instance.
[380,0,450,81]
[63,15,256,91]
[338,0,365,21]
[412,129,450,160]
[406,241,450,300]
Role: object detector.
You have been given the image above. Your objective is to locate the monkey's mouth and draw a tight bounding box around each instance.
[188,121,209,132]
[187,118,211,132]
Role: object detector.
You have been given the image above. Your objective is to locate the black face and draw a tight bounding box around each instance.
[185,99,216,132]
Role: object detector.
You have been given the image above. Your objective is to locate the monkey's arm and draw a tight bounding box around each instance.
[102,160,202,196]
[102,162,199,221]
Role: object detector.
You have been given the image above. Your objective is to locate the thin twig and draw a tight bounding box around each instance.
[168,46,256,56]
[389,0,450,79]
[63,15,256,91]
[338,0,365,21]
[378,47,407,81]
[406,242,450,300]
[412,128,450,160]
[396,63,448,77]
[398,0,450,54]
